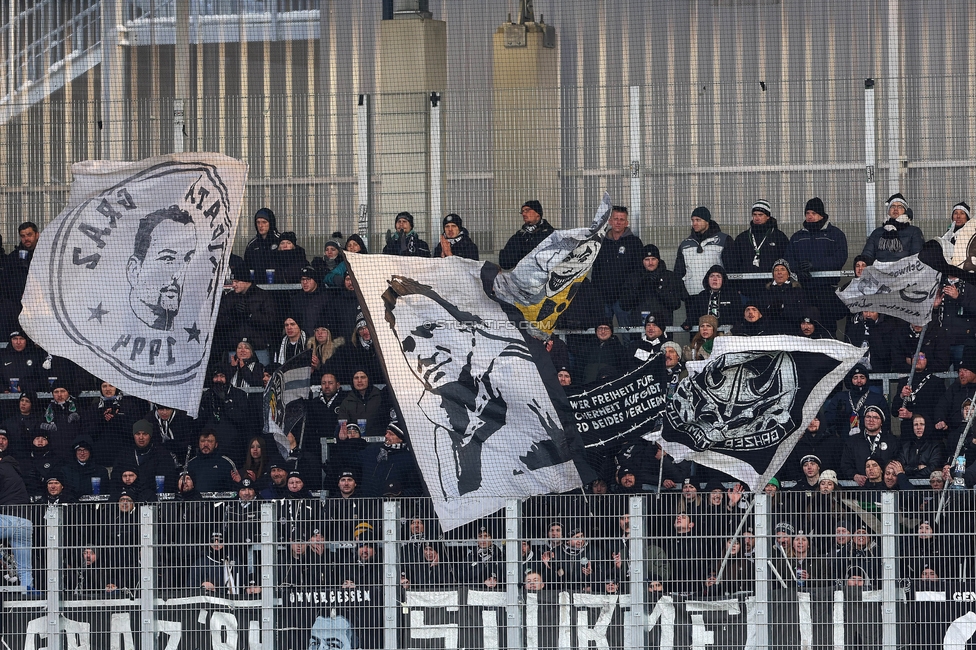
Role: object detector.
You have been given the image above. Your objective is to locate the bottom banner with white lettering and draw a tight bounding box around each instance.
[8,587,976,649]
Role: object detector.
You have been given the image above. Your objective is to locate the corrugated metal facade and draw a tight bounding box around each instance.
[0,0,974,260]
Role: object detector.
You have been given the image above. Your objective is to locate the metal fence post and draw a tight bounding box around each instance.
[139,505,155,650]
[260,502,277,648]
[44,505,62,650]
[429,92,443,241]
[357,93,372,248]
[383,500,401,650]
[753,493,770,650]
[881,491,898,650]
[505,498,523,650]
[627,495,645,648]
[629,85,642,237]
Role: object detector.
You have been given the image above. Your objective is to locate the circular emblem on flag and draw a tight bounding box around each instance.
[44,161,235,386]
[666,351,800,451]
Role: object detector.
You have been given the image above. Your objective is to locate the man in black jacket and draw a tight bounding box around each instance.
[588,206,644,326]
[432,213,479,260]
[60,436,109,499]
[0,330,44,394]
[186,430,239,493]
[358,422,421,497]
[381,212,431,258]
[114,420,180,496]
[619,244,684,326]
[723,200,791,302]
[214,260,278,362]
[242,207,281,281]
[498,200,554,269]
[198,370,252,466]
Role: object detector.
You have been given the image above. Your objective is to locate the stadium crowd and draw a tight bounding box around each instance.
[1,194,975,609]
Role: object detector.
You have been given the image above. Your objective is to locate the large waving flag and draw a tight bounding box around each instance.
[492,192,611,338]
[345,195,612,529]
[651,336,861,491]
[836,253,940,326]
[21,154,248,417]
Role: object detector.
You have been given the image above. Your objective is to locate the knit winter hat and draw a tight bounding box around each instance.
[952,202,971,219]
[521,200,544,217]
[642,243,661,259]
[751,200,772,217]
[698,314,719,330]
[394,211,414,229]
[804,197,828,219]
[691,206,712,222]
[442,213,463,228]
[886,193,909,210]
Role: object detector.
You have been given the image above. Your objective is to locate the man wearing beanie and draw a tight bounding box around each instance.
[934,349,976,434]
[673,205,731,297]
[114,419,180,496]
[382,212,431,258]
[787,197,849,322]
[942,201,971,246]
[498,200,555,269]
[619,243,684,326]
[579,319,628,383]
[433,213,479,260]
[628,313,671,366]
[60,435,109,498]
[862,193,923,262]
[586,206,645,325]
[724,200,791,302]
[359,421,421,497]
[0,330,44,393]
[841,404,899,484]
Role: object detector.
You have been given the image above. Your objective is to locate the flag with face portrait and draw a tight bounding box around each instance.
[650,336,861,491]
[345,253,590,531]
[21,154,248,417]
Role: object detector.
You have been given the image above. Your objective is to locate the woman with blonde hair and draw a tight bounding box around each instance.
[683,314,722,361]
[308,321,345,380]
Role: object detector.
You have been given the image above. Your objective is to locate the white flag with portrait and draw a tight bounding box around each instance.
[21,154,248,417]
[345,253,588,531]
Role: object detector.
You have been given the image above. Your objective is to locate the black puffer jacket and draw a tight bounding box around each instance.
[498,219,555,269]
[243,207,281,278]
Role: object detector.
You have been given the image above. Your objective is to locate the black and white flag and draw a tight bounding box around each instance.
[568,354,668,452]
[344,254,588,531]
[836,253,940,326]
[264,349,313,460]
[21,154,248,416]
[651,336,861,490]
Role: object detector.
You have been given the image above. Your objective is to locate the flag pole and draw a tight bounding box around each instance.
[904,322,929,391]
[714,497,756,585]
[935,396,976,524]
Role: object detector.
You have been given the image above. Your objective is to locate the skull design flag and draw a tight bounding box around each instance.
[21,154,248,416]
[652,336,861,490]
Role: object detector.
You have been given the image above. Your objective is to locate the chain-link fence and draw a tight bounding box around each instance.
[4,490,976,648]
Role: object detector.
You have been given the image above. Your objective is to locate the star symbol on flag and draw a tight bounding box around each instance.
[184,322,201,343]
[87,303,109,323]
